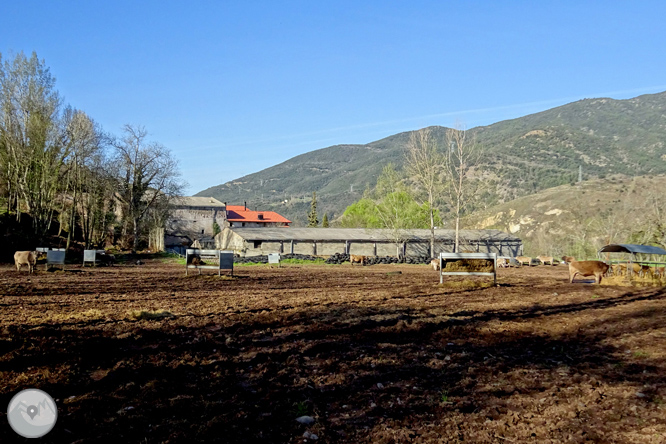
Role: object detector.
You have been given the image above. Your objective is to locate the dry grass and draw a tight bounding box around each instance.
[29,308,104,323]
[126,309,174,320]
[601,275,666,287]
[438,279,495,289]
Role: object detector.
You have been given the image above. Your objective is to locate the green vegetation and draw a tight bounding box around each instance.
[340,164,442,230]
[156,253,186,265]
[282,258,325,265]
[235,257,325,266]
[292,401,309,416]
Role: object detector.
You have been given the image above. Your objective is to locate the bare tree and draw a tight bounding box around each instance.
[0,51,69,238]
[113,124,184,253]
[444,124,483,253]
[59,109,111,249]
[405,127,444,257]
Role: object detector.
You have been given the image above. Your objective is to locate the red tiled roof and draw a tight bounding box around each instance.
[226,205,291,224]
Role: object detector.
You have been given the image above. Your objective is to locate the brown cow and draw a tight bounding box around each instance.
[14,251,37,273]
[350,254,367,266]
[561,256,575,264]
[612,262,643,276]
[430,258,440,271]
[640,265,653,278]
[536,255,554,265]
[515,256,532,266]
[569,260,609,284]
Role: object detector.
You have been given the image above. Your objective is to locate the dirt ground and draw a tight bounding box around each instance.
[0,260,665,443]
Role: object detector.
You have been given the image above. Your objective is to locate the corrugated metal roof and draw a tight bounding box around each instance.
[598,244,666,255]
[224,227,521,242]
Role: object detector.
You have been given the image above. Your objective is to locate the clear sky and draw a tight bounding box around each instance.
[2,1,665,195]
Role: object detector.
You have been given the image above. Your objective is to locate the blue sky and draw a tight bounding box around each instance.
[3,1,665,194]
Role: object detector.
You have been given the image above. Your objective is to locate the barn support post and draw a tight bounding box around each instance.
[280,241,284,254]
[373,242,377,257]
[290,240,294,254]
[345,241,349,255]
[312,241,317,256]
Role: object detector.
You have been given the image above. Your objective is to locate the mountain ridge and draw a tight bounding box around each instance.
[197,91,666,225]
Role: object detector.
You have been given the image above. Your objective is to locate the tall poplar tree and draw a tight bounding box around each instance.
[308,191,318,227]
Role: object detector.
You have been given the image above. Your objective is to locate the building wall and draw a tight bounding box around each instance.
[167,206,225,243]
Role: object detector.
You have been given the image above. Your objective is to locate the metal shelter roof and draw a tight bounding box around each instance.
[225,227,522,243]
[598,244,666,256]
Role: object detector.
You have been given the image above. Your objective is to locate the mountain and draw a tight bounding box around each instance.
[196,91,666,225]
[464,174,666,256]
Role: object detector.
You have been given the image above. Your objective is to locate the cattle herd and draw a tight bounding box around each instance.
[10,249,664,285]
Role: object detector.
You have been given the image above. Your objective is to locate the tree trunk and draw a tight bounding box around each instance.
[430,207,435,258]
[132,217,140,253]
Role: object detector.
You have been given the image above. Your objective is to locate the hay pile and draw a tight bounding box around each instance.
[601,275,666,287]
[442,259,494,273]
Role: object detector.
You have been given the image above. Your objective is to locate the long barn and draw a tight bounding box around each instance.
[216,227,522,257]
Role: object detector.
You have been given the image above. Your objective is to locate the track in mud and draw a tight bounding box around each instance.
[1,262,665,443]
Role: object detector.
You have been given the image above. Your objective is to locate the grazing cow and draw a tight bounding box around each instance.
[99,253,116,266]
[568,260,609,284]
[561,256,575,264]
[536,255,554,265]
[350,254,367,266]
[655,267,665,278]
[430,258,440,271]
[515,256,532,266]
[611,263,625,276]
[612,262,643,277]
[14,251,37,273]
[640,265,654,278]
[498,257,511,268]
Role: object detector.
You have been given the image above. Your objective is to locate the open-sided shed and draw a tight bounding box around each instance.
[598,244,666,276]
[216,227,522,258]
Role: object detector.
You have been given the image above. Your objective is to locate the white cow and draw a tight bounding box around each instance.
[14,251,37,273]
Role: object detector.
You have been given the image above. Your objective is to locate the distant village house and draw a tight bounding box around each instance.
[226,203,291,228]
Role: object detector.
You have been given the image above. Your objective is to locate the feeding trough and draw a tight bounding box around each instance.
[186,249,234,276]
[438,252,498,285]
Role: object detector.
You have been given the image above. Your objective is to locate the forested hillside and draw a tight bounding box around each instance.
[198,92,666,225]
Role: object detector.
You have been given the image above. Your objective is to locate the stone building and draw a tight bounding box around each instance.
[165,197,226,251]
[164,199,292,252]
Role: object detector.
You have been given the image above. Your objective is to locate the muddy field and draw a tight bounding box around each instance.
[0,260,665,443]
